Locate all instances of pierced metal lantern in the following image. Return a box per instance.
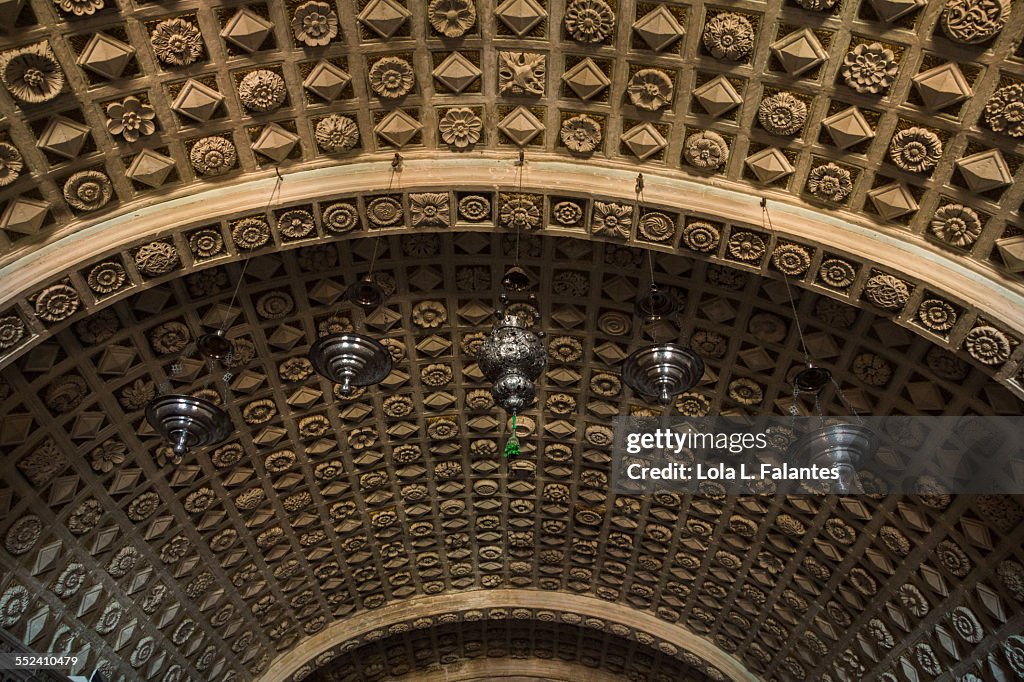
[477,313,547,413]
[196,330,233,361]
[789,423,878,494]
[623,343,705,406]
[309,333,392,396]
[146,394,233,457]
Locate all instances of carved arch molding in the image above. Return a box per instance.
[0,159,1022,393]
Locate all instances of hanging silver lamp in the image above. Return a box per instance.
[196,329,234,361]
[789,423,878,494]
[146,394,233,457]
[345,275,386,310]
[477,312,547,413]
[635,283,678,321]
[309,333,392,396]
[623,343,704,406]
[793,364,832,394]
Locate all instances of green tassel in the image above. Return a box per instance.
[504,413,520,458]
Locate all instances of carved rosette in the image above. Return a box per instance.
[238,70,286,113]
[63,170,114,211]
[190,136,237,176]
[315,114,359,153]
[0,42,65,104]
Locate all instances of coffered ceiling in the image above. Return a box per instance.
[0,1,1023,681]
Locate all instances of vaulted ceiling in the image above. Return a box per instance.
[0,0,1023,681]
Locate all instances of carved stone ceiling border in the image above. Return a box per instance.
[0,232,1022,682]
[0,172,1022,399]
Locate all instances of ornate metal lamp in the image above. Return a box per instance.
[789,423,878,494]
[196,329,234,361]
[309,333,392,396]
[623,343,705,406]
[623,282,705,406]
[146,394,233,459]
[345,275,386,310]
[477,268,548,457]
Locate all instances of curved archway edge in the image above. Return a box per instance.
[257,589,758,682]
[1,155,1021,389]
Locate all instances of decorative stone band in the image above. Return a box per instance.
[257,589,758,682]
[0,156,1021,392]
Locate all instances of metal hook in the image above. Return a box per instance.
[635,173,644,195]
[515,149,525,166]
[391,153,403,170]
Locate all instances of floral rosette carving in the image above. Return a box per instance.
[232,217,270,249]
[684,131,729,170]
[63,170,113,211]
[552,201,584,226]
[0,42,65,104]
[292,1,339,47]
[564,0,614,43]
[771,244,811,275]
[315,114,359,153]
[682,221,720,253]
[0,142,24,186]
[917,299,957,331]
[150,18,204,67]
[55,0,104,16]
[703,13,754,61]
[818,258,855,288]
[807,162,853,202]
[238,70,286,113]
[439,108,482,149]
[758,92,807,136]
[87,261,126,294]
[428,0,477,37]
[105,96,157,142]
[368,57,415,99]
[840,43,898,94]
[190,136,237,176]
[592,201,633,239]
[627,69,673,111]
[35,284,81,322]
[864,273,910,310]
[277,209,315,240]
[322,202,359,233]
[188,229,224,258]
[366,197,403,226]
[984,84,1024,137]
[134,241,179,276]
[638,212,674,242]
[410,193,450,227]
[458,195,491,221]
[889,127,942,173]
[727,231,766,262]
[964,325,1011,364]
[499,194,541,231]
[560,114,602,153]
[5,516,42,555]
[0,315,26,350]
[930,204,981,247]
[941,0,1010,43]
